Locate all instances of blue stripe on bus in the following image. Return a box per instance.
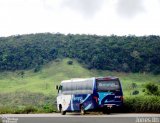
[71,95,74,111]
[81,94,90,103]
[98,92,112,105]
[85,103,92,110]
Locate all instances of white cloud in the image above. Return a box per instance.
[116,0,145,18]
[0,0,160,36]
[61,0,105,18]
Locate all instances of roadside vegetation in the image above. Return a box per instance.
[0,92,56,114]
[123,96,160,113]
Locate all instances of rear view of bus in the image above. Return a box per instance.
[56,76,123,115]
[95,77,123,113]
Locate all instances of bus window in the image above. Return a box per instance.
[61,80,93,94]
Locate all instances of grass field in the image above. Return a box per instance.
[0,58,159,96]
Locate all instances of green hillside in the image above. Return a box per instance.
[0,34,160,74]
[0,58,159,96]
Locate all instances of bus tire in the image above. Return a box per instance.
[102,108,110,114]
[61,111,66,115]
[59,105,66,115]
[80,105,85,115]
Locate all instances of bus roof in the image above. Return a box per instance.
[61,78,94,83]
[61,76,119,83]
[96,76,118,80]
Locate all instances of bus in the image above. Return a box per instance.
[56,76,123,115]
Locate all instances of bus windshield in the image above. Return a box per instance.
[96,80,120,91]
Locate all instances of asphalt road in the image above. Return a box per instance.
[1,113,160,123]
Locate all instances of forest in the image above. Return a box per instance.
[0,33,159,74]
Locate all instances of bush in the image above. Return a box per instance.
[42,104,56,113]
[132,90,139,95]
[142,89,145,92]
[130,83,137,89]
[22,106,37,114]
[0,107,14,114]
[145,83,159,95]
[67,60,73,65]
[34,65,41,72]
[123,96,160,113]
[0,106,37,114]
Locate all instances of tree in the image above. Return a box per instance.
[145,83,159,95]
[0,33,159,74]
[67,60,73,65]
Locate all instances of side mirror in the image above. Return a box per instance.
[59,85,62,90]
[56,85,59,90]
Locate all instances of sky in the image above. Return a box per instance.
[0,0,160,37]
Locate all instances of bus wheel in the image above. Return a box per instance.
[80,105,85,115]
[60,105,66,115]
[61,110,66,115]
[102,108,110,114]
[59,105,62,113]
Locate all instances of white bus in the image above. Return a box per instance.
[56,77,123,115]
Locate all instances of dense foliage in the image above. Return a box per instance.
[123,96,160,113]
[145,83,160,96]
[0,33,160,74]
